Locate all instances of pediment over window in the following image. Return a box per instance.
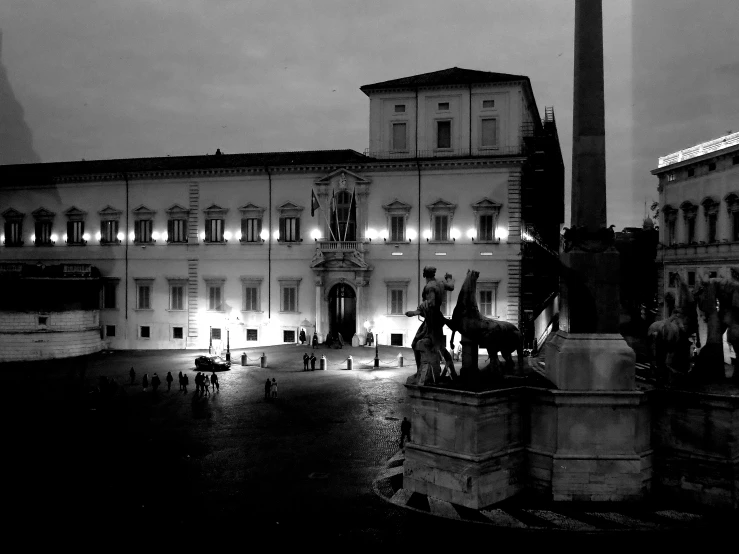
[165,204,190,217]
[663,204,678,221]
[203,204,228,217]
[382,199,412,215]
[1,208,24,221]
[725,192,739,211]
[238,203,266,218]
[426,199,457,214]
[276,202,304,217]
[32,207,56,220]
[132,205,156,219]
[471,198,502,215]
[315,168,371,189]
[64,206,87,221]
[701,196,719,215]
[98,205,122,219]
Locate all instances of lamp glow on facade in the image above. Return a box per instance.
[31,234,36,242]
[151,231,160,240]
[236,231,242,240]
[223,230,232,241]
[273,230,280,240]
[406,228,417,241]
[380,229,389,240]
[82,233,90,242]
[366,228,377,240]
[50,234,58,242]
[495,227,509,241]
[450,228,460,240]
[129,232,135,241]
[117,232,124,241]
[467,228,476,239]
[161,231,168,242]
[199,231,205,241]
[422,229,432,240]
[63,233,68,241]
[259,229,269,241]
[95,232,101,241]
[310,228,321,240]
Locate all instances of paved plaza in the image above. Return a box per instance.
[6,344,733,547]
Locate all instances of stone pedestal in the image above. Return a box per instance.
[403,384,526,509]
[650,387,739,509]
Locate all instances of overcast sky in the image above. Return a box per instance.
[1,0,737,230]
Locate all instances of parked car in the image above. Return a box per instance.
[195,355,231,371]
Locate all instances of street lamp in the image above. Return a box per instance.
[209,326,212,354]
[226,327,230,362]
[374,317,384,367]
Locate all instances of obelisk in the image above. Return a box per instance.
[545,0,635,390]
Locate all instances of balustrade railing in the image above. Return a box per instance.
[318,240,363,252]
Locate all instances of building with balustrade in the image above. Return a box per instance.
[653,130,739,354]
[0,67,563,359]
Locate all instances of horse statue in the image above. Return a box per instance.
[646,272,698,386]
[444,269,524,376]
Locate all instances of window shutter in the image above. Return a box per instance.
[67,221,74,240]
[279,218,286,242]
[168,219,174,239]
[295,217,300,241]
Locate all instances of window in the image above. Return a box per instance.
[438,102,449,111]
[479,290,494,317]
[34,221,53,246]
[211,328,221,340]
[702,197,719,243]
[734,212,739,241]
[140,326,151,339]
[433,215,449,241]
[387,215,404,242]
[479,214,494,241]
[668,272,678,287]
[664,206,678,245]
[246,329,258,341]
[392,122,407,151]
[134,219,152,243]
[391,333,404,346]
[382,199,411,243]
[477,281,499,317]
[207,284,223,311]
[279,217,300,242]
[667,219,676,245]
[105,325,116,337]
[282,287,297,312]
[170,284,185,311]
[482,100,495,109]
[708,213,718,243]
[733,155,739,165]
[480,118,498,148]
[101,220,119,244]
[3,221,23,246]
[709,271,718,279]
[436,120,451,149]
[244,286,259,311]
[205,218,224,242]
[687,218,696,243]
[137,283,152,310]
[667,173,676,182]
[394,104,406,113]
[283,330,296,343]
[687,271,696,286]
[385,279,410,315]
[102,281,117,309]
[708,162,716,171]
[687,168,695,177]
[241,218,262,242]
[390,289,404,314]
[172,327,184,340]
[67,221,85,244]
[168,219,187,243]
[330,189,356,242]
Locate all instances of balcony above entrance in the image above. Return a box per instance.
[311,240,370,270]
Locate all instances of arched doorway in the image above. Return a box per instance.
[328,283,356,340]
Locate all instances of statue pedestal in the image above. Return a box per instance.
[403,384,526,509]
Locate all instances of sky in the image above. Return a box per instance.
[0,0,737,230]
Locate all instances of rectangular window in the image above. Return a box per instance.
[709,271,718,279]
[205,219,224,242]
[103,281,117,309]
[479,290,494,317]
[100,220,119,243]
[392,123,407,151]
[211,328,221,340]
[667,173,676,182]
[137,284,151,310]
[135,219,152,243]
[105,325,116,337]
[733,212,739,241]
[708,162,716,171]
[170,285,185,310]
[241,218,262,242]
[391,333,403,346]
[687,218,695,243]
[208,285,223,311]
[708,214,717,243]
[243,286,259,311]
[246,329,258,341]
[478,214,494,241]
[279,217,300,242]
[172,326,184,339]
[390,216,405,242]
[438,102,449,111]
[482,100,495,109]
[4,221,23,246]
[34,221,52,245]
[668,272,678,287]
[733,155,739,165]
[481,118,498,147]
[38,316,48,326]
[282,287,297,312]
[140,326,150,339]
[433,215,449,241]
[667,219,676,245]
[437,121,451,149]
[283,330,296,343]
[168,219,187,243]
[390,289,404,314]
[687,271,696,286]
[67,221,84,244]
[687,168,695,177]
[394,104,406,113]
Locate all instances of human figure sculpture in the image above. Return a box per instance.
[404,267,456,385]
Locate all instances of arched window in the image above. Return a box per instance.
[331,190,356,242]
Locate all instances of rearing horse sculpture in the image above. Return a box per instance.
[444,269,524,375]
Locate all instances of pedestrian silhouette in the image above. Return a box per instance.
[299,328,306,345]
[400,417,411,448]
[142,374,149,390]
[151,373,161,394]
[211,372,219,392]
[312,332,318,349]
[182,374,189,394]
[303,353,309,371]
[129,367,136,385]
[203,375,210,396]
[310,353,317,371]
[178,371,184,391]
[264,378,271,400]
[270,378,278,399]
[166,371,173,391]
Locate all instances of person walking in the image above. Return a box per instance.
[203,375,210,396]
[182,373,189,394]
[299,328,306,345]
[142,373,149,391]
[196,373,203,396]
[151,373,161,395]
[165,371,173,391]
[178,371,184,392]
[303,353,309,371]
[211,372,219,392]
[312,332,318,349]
[129,367,136,385]
[400,417,411,448]
[270,378,278,399]
[310,353,317,371]
[264,378,271,400]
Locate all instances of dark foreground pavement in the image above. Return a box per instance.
[5,345,732,548]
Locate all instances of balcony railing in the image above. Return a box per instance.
[318,240,363,252]
[364,145,525,159]
[658,131,739,168]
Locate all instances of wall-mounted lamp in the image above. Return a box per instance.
[273,230,280,241]
[467,228,476,242]
[450,228,460,242]
[223,231,232,242]
[260,229,269,243]
[151,231,160,242]
[161,231,169,242]
[117,232,124,242]
[407,229,417,243]
[423,229,432,242]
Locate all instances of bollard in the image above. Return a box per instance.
[398,353,404,367]
[347,356,353,370]
[241,352,247,366]
[260,352,267,368]
[320,355,327,371]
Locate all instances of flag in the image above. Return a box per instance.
[311,189,321,217]
[343,188,356,242]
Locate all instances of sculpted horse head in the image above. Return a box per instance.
[451,270,480,326]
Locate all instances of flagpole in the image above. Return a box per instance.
[343,189,355,242]
[312,189,337,241]
[333,190,341,243]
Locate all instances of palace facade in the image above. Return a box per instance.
[0,68,563,359]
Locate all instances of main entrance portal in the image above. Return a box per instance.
[328,283,356,341]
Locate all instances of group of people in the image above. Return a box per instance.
[299,328,320,349]
[127,366,218,396]
[188,371,219,396]
[264,378,278,399]
[302,352,318,371]
[129,368,168,395]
